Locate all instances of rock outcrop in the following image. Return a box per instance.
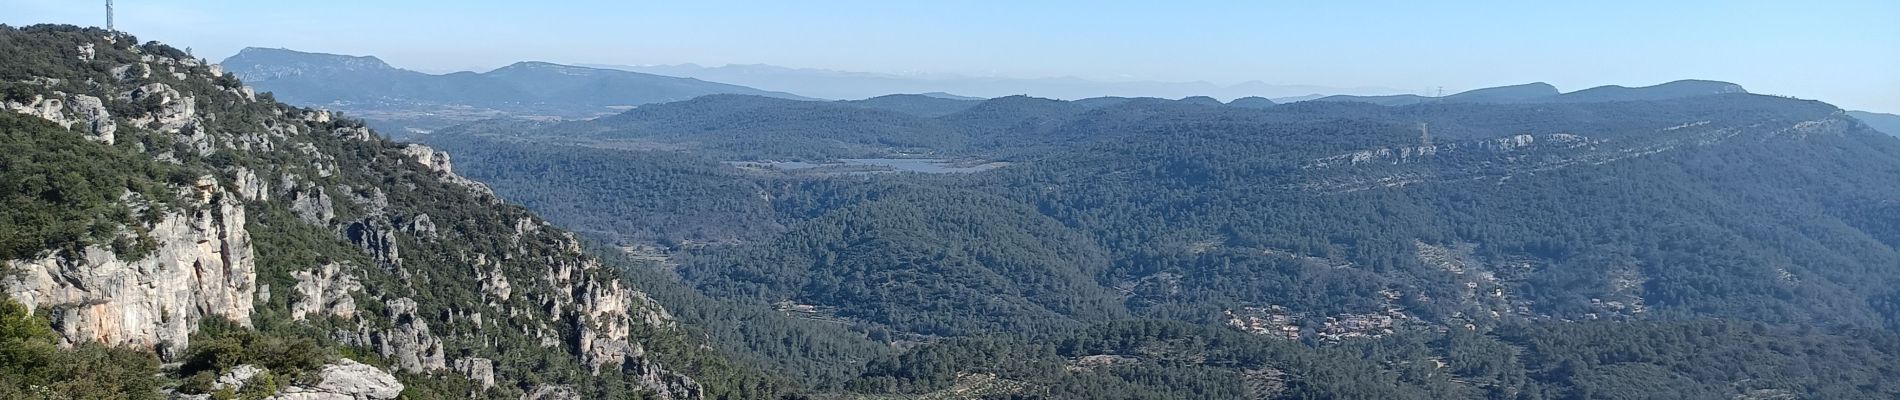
[400,144,493,196]
[266,359,403,400]
[1,92,117,144]
[4,179,255,353]
[373,298,446,373]
[291,263,362,321]
[452,357,496,389]
[344,219,401,270]
[119,82,197,135]
[285,178,336,225]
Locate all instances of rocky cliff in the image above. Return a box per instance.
[5,176,254,355]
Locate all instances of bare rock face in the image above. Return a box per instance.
[285,181,336,225]
[4,179,255,353]
[303,109,332,124]
[620,354,702,400]
[345,219,401,270]
[2,93,65,124]
[452,357,496,389]
[291,263,362,321]
[111,63,152,81]
[120,82,197,133]
[399,144,495,197]
[267,359,403,400]
[481,264,511,302]
[556,263,701,399]
[404,213,437,238]
[374,298,446,373]
[231,167,270,201]
[2,92,117,144]
[399,144,455,175]
[66,94,116,144]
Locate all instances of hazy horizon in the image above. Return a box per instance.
[4,0,1895,110]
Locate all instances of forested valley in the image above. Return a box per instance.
[418,79,1900,398]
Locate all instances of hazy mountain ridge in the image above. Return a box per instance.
[430,92,1307,160]
[1314,79,1751,105]
[586,62,1410,101]
[425,77,1793,162]
[219,47,809,136]
[1849,110,1900,137]
[838,94,983,117]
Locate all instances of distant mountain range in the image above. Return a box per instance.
[1849,111,1900,137]
[582,62,1408,101]
[423,77,1802,161]
[417,71,1900,398]
[1311,80,1750,106]
[220,48,808,135]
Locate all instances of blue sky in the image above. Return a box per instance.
[5,0,1897,111]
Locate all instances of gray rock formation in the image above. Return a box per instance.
[111,62,152,81]
[452,357,496,389]
[119,82,196,134]
[1,92,117,144]
[345,219,401,270]
[374,298,446,373]
[267,359,403,400]
[285,179,336,225]
[481,263,511,302]
[4,178,255,352]
[405,213,437,238]
[231,167,270,201]
[400,144,494,197]
[291,263,362,321]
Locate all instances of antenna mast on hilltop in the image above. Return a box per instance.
[106,0,115,31]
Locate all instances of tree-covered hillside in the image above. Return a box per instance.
[421,72,1900,398]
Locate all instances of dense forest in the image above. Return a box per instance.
[415,76,1900,397]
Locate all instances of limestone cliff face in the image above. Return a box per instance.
[290,263,360,321]
[4,178,255,353]
[266,359,405,400]
[2,91,117,144]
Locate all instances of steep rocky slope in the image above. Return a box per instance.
[0,25,736,399]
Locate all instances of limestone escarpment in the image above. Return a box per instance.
[290,262,360,321]
[4,177,254,353]
[1,91,116,144]
[266,359,405,400]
